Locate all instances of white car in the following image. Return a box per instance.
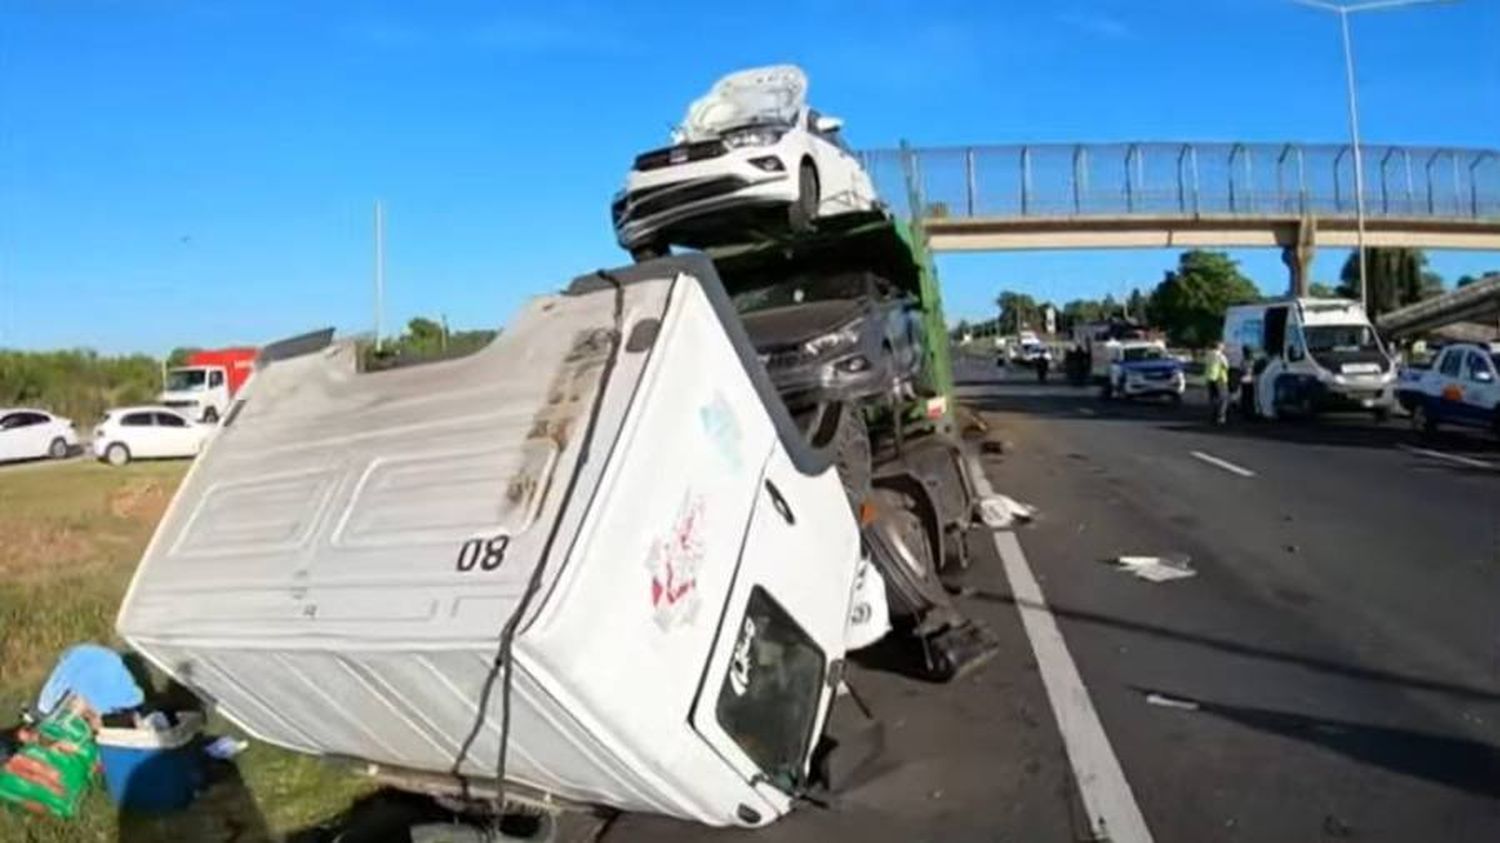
[0,408,77,463]
[613,65,881,258]
[92,406,209,466]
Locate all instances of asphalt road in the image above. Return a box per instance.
[956,358,1500,841]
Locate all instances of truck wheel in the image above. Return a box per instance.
[1410,403,1436,435]
[812,402,871,510]
[788,161,819,233]
[48,437,69,459]
[105,443,131,466]
[202,406,219,424]
[870,485,938,611]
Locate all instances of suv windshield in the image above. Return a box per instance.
[732,273,870,314]
[1304,324,1380,353]
[164,369,208,391]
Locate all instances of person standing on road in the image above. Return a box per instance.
[1205,341,1230,425]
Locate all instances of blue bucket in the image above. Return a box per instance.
[96,711,204,812]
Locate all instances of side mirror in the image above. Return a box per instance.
[814,114,844,134]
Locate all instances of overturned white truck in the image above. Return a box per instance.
[116,256,917,828]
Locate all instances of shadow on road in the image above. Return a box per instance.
[1131,687,1500,800]
[970,591,1500,705]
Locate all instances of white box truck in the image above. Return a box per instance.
[1223,297,1396,421]
[116,256,883,828]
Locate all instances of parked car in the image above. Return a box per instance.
[732,268,923,411]
[0,408,77,463]
[1396,342,1500,437]
[1102,340,1185,402]
[92,406,209,466]
[613,65,880,259]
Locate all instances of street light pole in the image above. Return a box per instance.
[1292,0,1458,310]
[1337,9,1370,310]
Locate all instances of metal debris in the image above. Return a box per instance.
[1145,692,1200,711]
[978,494,1037,528]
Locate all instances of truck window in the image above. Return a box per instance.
[165,369,208,391]
[209,370,225,388]
[1439,350,1462,377]
[714,586,825,791]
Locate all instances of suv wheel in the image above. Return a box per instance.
[812,402,871,511]
[788,161,819,233]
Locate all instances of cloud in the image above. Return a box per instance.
[1057,11,1134,40]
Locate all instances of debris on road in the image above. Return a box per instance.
[978,493,1037,528]
[1109,554,1196,583]
[1144,692,1201,711]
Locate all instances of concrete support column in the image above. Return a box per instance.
[1283,215,1317,297]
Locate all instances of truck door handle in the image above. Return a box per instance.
[764,479,796,526]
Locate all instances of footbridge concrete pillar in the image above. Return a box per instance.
[1282,215,1316,297]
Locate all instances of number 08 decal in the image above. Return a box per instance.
[456,535,510,572]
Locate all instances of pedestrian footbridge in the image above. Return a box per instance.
[860,142,1500,288]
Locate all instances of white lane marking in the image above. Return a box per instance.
[1077,407,1098,416]
[1398,444,1495,470]
[966,454,1155,843]
[1189,450,1256,478]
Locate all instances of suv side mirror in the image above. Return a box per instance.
[814,115,844,134]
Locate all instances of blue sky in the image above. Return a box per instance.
[2,0,1496,354]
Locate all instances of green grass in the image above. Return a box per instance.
[1,461,372,841]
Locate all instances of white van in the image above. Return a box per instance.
[1222,297,1396,420]
[117,256,872,828]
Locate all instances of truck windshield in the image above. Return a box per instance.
[164,369,208,391]
[1122,347,1166,362]
[1304,325,1380,354]
[731,272,868,313]
[714,587,824,791]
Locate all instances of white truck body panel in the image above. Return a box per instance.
[117,258,863,826]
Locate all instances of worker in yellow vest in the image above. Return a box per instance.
[1205,341,1230,425]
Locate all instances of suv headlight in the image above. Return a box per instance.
[803,324,861,356]
[723,127,786,149]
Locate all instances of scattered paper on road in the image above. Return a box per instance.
[978,494,1037,529]
[1111,554,1196,583]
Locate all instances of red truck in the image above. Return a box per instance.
[158,347,257,423]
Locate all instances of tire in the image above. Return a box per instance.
[1168,391,1183,406]
[105,442,131,466]
[48,437,69,459]
[202,406,220,424]
[814,403,872,511]
[629,242,666,263]
[869,484,942,617]
[1410,402,1436,435]
[1372,406,1390,424]
[788,160,818,233]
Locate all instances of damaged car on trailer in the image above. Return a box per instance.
[116,256,895,829]
[612,64,882,260]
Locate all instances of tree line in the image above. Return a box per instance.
[1,317,499,423]
[977,247,1493,349]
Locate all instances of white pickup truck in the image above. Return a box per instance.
[1396,343,1500,437]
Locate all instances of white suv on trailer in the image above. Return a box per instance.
[613,65,881,259]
